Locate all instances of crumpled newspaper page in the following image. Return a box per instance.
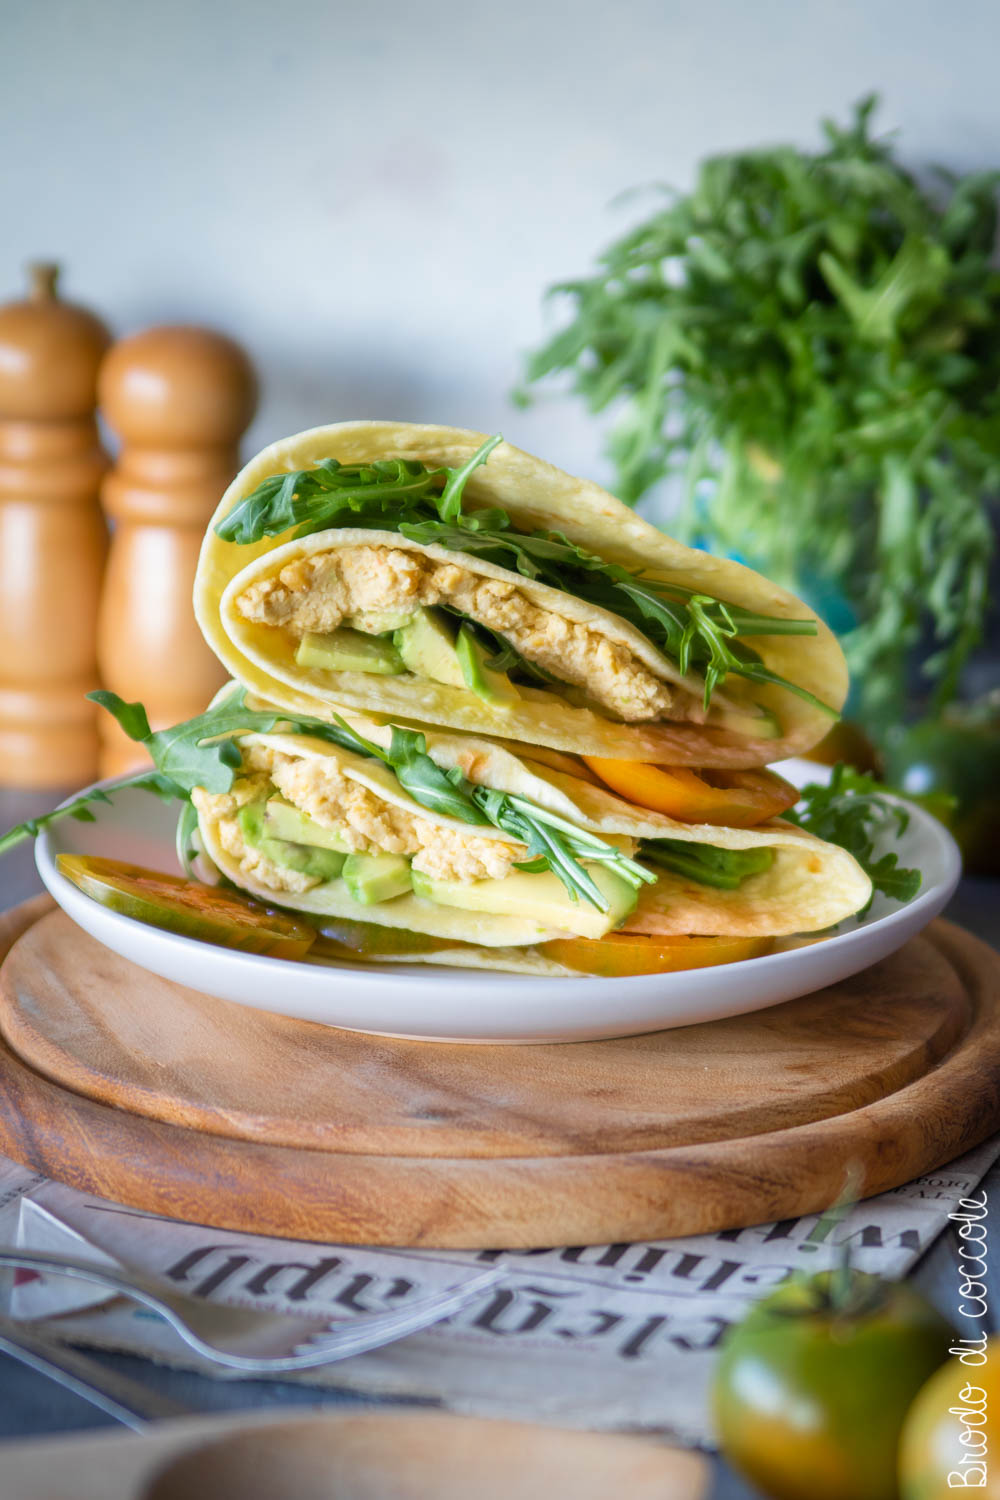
[0,1139,994,1447]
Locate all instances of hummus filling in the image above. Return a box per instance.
[235,544,683,724]
[192,742,527,896]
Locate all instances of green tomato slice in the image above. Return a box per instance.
[57,854,317,959]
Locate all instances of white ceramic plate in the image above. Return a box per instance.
[35,764,961,1044]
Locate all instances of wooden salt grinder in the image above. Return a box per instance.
[0,263,110,787]
[97,327,258,776]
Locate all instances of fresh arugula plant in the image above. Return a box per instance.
[0,687,653,915]
[216,435,832,717]
[784,764,921,908]
[520,96,1000,725]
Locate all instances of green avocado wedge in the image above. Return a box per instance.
[393,608,466,687]
[455,624,520,709]
[263,798,351,853]
[342,851,413,905]
[411,865,637,940]
[239,803,346,881]
[295,627,404,676]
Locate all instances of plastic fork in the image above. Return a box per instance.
[0,1247,505,1372]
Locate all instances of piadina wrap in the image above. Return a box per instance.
[194,422,847,768]
[190,699,872,976]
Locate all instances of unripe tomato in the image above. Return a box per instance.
[713,1270,954,1500]
[883,707,1000,876]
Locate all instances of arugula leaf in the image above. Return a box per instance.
[435,434,504,522]
[175,799,201,879]
[0,686,286,856]
[471,789,655,910]
[615,579,833,714]
[385,728,488,824]
[214,458,436,545]
[640,840,774,889]
[0,786,116,858]
[90,688,285,796]
[783,763,922,909]
[325,719,485,825]
[215,437,503,545]
[98,696,151,742]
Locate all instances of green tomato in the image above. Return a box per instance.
[713,1270,955,1500]
[883,714,1000,875]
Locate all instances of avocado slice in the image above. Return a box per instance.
[455,625,520,710]
[264,798,350,853]
[295,628,404,676]
[393,609,466,688]
[346,609,416,634]
[238,803,346,882]
[342,852,413,905]
[410,866,637,940]
[711,703,783,740]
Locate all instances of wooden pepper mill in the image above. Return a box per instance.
[0,263,111,787]
[97,326,258,776]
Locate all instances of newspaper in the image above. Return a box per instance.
[0,1140,996,1447]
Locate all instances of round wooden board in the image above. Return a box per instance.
[0,899,998,1247]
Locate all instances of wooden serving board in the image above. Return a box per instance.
[0,897,998,1247]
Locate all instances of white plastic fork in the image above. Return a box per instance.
[0,1247,505,1372]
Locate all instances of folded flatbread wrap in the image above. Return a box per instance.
[195,423,846,768]
[190,705,871,975]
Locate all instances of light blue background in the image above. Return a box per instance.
[3,0,996,489]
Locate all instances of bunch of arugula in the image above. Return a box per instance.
[216,436,833,717]
[519,96,1000,726]
[0,687,654,914]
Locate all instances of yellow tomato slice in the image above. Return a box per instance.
[583,758,799,827]
[539,932,775,977]
[57,855,317,959]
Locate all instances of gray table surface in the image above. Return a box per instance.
[0,785,997,1497]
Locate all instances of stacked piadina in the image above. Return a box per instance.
[184,422,872,976]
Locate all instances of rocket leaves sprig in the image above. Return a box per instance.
[214,436,504,546]
[0,687,290,858]
[783,763,922,908]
